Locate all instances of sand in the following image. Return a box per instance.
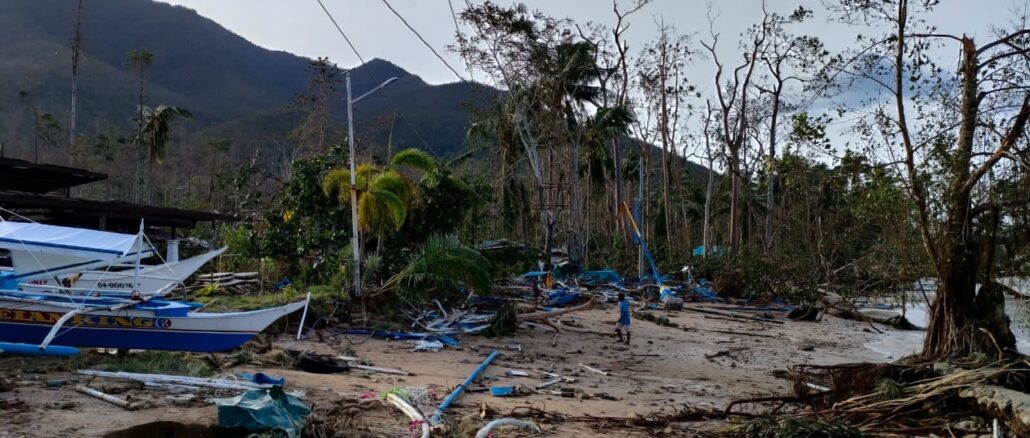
[0,302,896,437]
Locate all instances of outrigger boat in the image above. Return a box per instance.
[18,246,227,296]
[0,220,308,352]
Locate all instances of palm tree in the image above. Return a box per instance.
[377,234,492,299]
[321,147,439,246]
[127,49,153,203]
[137,105,192,202]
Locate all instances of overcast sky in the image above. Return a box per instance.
[158,0,1025,86]
[156,0,1025,159]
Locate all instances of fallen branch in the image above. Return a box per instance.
[517,298,597,322]
[75,385,135,410]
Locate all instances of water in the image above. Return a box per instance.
[863,278,1030,360]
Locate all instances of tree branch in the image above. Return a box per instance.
[961,93,1030,194]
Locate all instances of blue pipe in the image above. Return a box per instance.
[429,350,499,425]
[0,342,80,357]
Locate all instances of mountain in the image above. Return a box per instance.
[0,0,494,161]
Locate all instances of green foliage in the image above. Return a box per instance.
[380,234,492,300]
[723,416,866,438]
[261,145,351,283]
[874,378,904,401]
[218,223,258,272]
[137,105,193,164]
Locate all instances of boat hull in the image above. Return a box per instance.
[0,299,307,352]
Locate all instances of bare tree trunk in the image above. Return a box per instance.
[765,90,781,250]
[69,0,83,166]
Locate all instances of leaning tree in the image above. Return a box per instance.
[833,0,1029,359]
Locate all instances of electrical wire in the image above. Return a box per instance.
[313,0,433,151]
[381,0,466,82]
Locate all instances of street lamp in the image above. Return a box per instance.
[346,71,398,304]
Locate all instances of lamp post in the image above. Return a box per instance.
[346,71,398,302]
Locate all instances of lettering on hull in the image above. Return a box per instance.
[0,309,171,329]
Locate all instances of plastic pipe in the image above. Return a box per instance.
[429,350,499,425]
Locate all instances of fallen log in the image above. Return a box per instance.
[517,298,597,322]
[682,307,783,324]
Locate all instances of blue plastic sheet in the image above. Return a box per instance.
[239,372,286,386]
[212,388,310,438]
[690,286,719,301]
[547,289,580,307]
[579,269,623,285]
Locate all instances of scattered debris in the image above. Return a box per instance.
[429,351,499,425]
[475,418,541,438]
[578,363,610,376]
[78,370,272,391]
[75,385,142,410]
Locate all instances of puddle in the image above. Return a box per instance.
[864,281,1030,360]
[103,421,253,438]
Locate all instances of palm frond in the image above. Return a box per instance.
[379,234,492,300]
[389,148,438,174]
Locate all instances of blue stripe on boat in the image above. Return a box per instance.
[0,322,257,352]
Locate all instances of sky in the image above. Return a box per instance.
[157,0,1026,159]
[157,0,1025,86]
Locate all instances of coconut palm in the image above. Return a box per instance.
[138,105,193,165]
[136,104,192,202]
[377,233,492,299]
[321,147,440,241]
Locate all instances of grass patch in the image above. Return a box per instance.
[0,351,214,377]
[194,285,344,313]
[723,416,866,438]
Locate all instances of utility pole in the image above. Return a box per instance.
[346,72,360,304]
[345,71,397,318]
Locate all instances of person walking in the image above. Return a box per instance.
[615,292,631,345]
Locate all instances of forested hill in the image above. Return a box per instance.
[0,0,495,159]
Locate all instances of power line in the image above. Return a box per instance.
[313,0,431,151]
[314,0,366,67]
[381,0,466,82]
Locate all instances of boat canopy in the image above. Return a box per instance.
[0,222,152,260]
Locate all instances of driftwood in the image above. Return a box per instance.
[76,385,138,410]
[682,306,783,324]
[517,298,597,322]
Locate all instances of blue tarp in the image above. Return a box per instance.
[547,289,580,307]
[690,286,719,301]
[579,269,624,285]
[212,388,310,438]
[239,372,286,386]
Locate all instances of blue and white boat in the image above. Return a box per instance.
[0,220,308,352]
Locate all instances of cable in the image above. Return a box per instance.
[314,0,433,151]
[381,0,466,82]
[314,0,366,66]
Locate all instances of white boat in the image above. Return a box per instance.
[0,221,155,291]
[18,246,227,295]
[0,220,308,352]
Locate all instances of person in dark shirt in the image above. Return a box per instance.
[615,292,631,345]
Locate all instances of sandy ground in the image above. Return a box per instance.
[0,302,893,437]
